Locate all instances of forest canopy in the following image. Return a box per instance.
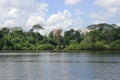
[0,23,120,50]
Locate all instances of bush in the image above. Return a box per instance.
[36,44,54,50]
[66,43,81,50]
[110,40,120,49]
[13,44,22,50]
[79,41,106,49]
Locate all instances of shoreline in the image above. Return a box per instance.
[0,49,120,52]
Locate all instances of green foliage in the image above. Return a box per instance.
[0,23,120,50]
[0,27,10,35]
[32,24,43,32]
[110,40,120,49]
[36,44,54,50]
[33,24,44,30]
[66,43,81,50]
[64,29,82,45]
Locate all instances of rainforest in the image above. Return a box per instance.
[0,23,120,50]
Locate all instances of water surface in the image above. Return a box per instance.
[0,50,120,80]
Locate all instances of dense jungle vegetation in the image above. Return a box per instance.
[0,23,120,50]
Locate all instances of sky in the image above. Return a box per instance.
[0,0,120,34]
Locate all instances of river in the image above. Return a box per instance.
[0,50,120,80]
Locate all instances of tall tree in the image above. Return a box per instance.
[87,23,115,42]
[0,27,10,35]
[32,24,44,32]
[53,28,63,49]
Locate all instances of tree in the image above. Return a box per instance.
[74,30,82,43]
[53,28,63,49]
[64,29,75,45]
[48,31,57,46]
[10,27,23,31]
[87,23,115,43]
[32,24,44,32]
[0,27,10,35]
[112,27,120,40]
[64,29,82,45]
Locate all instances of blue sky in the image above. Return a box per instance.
[0,0,120,33]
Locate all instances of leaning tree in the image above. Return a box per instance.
[32,24,44,32]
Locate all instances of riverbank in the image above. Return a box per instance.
[0,49,120,53]
[0,23,120,50]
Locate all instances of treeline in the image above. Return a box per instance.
[0,23,120,50]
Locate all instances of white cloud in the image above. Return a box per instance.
[0,0,48,30]
[89,10,116,24]
[89,13,99,19]
[25,10,73,34]
[74,9,84,16]
[117,23,120,26]
[8,7,18,18]
[0,6,2,10]
[90,0,120,24]
[26,2,48,29]
[95,0,120,7]
[65,0,81,5]
[108,7,118,13]
[3,20,15,27]
[72,16,83,28]
[33,2,48,17]
[0,0,5,5]
[0,0,83,34]
[0,0,74,34]
[0,0,34,8]
[46,10,72,30]
[94,20,106,24]
[26,16,45,29]
[94,0,120,16]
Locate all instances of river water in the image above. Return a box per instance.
[0,50,120,80]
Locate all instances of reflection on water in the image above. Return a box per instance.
[0,50,120,80]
